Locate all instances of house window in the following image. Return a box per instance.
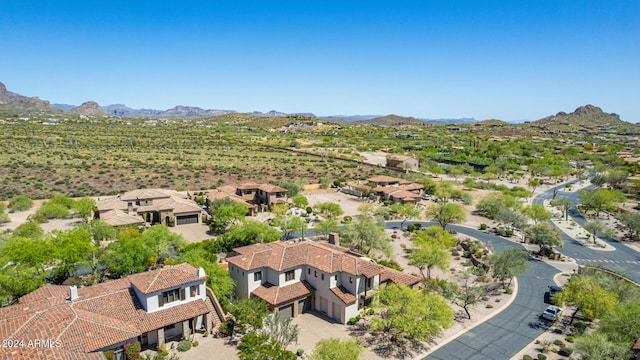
[334,275,338,281]
[254,271,262,281]
[285,270,295,281]
[314,270,317,278]
[349,277,353,284]
[321,274,325,281]
[307,268,311,275]
[190,285,200,297]
[367,278,373,288]
[160,288,184,306]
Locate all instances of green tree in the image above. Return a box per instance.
[271,204,290,217]
[556,276,618,324]
[208,198,248,234]
[619,211,640,241]
[0,264,46,304]
[8,194,33,211]
[522,204,551,224]
[424,202,466,229]
[77,220,116,246]
[215,220,282,253]
[279,181,301,197]
[388,203,421,230]
[12,221,44,239]
[309,338,364,360]
[0,202,10,224]
[315,202,344,219]
[73,197,96,222]
[341,215,393,258]
[229,298,270,334]
[291,194,308,208]
[445,269,486,320]
[261,313,299,351]
[583,220,616,244]
[370,284,454,342]
[550,197,572,221]
[495,208,528,234]
[596,300,640,348]
[574,332,630,360]
[475,194,507,219]
[237,333,296,360]
[1,236,53,274]
[49,229,95,281]
[489,248,528,288]
[274,215,305,240]
[408,227,456,280]
[178,247,235,308]
[314,218,339,239]
[524,222,563,253]
[32,203,71,222]
[140,225,187,267]
[528,177,544,194]
[418,177,438,195]
[579,188,625,216]
[100,235,155,278]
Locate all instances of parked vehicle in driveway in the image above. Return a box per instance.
[545,285,563,304]
[541,305,562,321]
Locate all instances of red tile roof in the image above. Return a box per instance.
[380,268,421,287]
[330,285,357,305]
[1,264,210,358]
[129,263,206,294]
[252,281,315,307]
[367,175,403,183]
[228,240,385,278]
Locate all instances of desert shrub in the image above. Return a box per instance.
[9,194,33,211]
[486,304,494,309]
[523,355,533,360]
[296,349,304,356]
[35,203,71,220]
[537,354,547,360]
[176,340,192,352]
[342,216,352,223]
[504,288,513,294]
[104,350,115,360]
[552,328,563,334]
[557,348,573,357]
[192,340,199,347]
[479,223,488,230]
[375,259,403,271]
[572,321,587,335]
[347,315,361,325]
[306,206,313,214]
[564,336,574,343]
[553,339,564,347]
[124,341,140,359]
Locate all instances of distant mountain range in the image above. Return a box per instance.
[0,81,630,128]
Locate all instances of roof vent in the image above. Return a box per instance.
[69,285,79,301]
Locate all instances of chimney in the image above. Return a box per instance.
[328,233,340,247]
[197,267,206,278]
[69,285,79,301]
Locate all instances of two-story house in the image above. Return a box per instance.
[207,182,288,213]
[96,189,205,227]
[0,264,225,359]
[226,236,420,324]
[342,175,424,204]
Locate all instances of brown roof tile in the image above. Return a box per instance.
[252,281,315,307]
[129,263,205,294]
[380,268,421,287]
[330,285,357,304]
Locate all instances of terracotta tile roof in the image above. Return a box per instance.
[96,196,128,212]
[252,281,315,307]
[237,182,260,190]
[99,209,145,227]
[216,185,238,194]
[399,183,424,191]
[227,240,385,278]
[119,189,177,202]
[3,347,106,360]
[130,263,205,294]
[206,191,255,209]
[380,268,421,287]
[330,285,357,304]
[2,264,210,358]
[257,184,287,193]
[389,190,421,200]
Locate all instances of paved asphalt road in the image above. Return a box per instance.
[533,179,640,283]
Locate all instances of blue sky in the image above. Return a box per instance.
[1,1,638,121]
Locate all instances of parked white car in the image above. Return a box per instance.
[541,305,562,321]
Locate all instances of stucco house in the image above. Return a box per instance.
[226,235,420,324]
[207,182,288,213]
[96,189,205,227]
[0,264,225,359]
[386,154,419,172]
[341,175,423,204]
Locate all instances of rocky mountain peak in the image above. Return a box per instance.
[70,101,106,115]
[0,82,6,92]
[573,104,603,116]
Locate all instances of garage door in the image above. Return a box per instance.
[278,304,293,318]
[332,302,342,323]
[176,214,199,225]
[319,297,328,314]
[298,298,311,314]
